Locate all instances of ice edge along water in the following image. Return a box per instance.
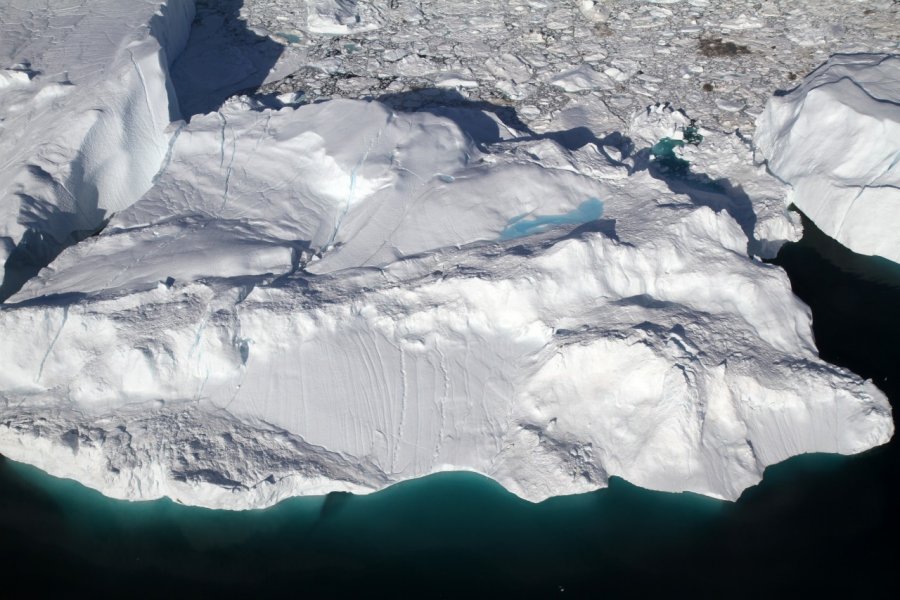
[755,53,900,266]
[0,1,893,510]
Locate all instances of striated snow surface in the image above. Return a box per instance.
[756,53,900,264]
[0,0,195,298]
[0,1,893,509]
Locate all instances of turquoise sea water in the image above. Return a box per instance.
[649,124,703,177]
[1,212,897,596]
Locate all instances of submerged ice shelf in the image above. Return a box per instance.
[0,0,894,510]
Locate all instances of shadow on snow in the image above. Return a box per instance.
[170,0,284,119]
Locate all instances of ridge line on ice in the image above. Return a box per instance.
[326,112,393,250]
[127,48,157,126]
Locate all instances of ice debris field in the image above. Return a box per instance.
[0,0,896,509]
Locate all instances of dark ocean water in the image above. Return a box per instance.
[1,212,897,598]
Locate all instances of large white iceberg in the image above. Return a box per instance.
[756,53,900,264]
[0,2,892,510]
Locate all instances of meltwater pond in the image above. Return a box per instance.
[1,211,897,597]
[500,198,604,240]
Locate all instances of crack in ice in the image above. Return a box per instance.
[35,306,68,383]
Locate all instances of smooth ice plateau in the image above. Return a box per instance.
[0,0,893,509]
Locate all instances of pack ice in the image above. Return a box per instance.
[756,53,900,264]
[0,1,892,509]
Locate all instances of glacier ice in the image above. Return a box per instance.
[756,53,900,265]
[0,0,195,299]
[0,1,893,510]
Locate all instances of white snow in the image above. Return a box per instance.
[0,0,195,292]
[756,54,900,264]
[551,65,615,93]
[0,1,894,510]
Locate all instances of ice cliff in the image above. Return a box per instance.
[0,2,892,509]
[0,0,195,298]
[756,53,900,264]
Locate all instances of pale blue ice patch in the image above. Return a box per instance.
[277,32,302,44]
[500,198,604,240]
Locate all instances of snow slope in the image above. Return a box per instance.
[0,0,194,296]
[0,2,893,510]
[756,54,900,264]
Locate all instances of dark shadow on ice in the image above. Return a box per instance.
[374,88,636,159]
[172,469,244,491]
[370,90,760,253]
[566,218,619,242]
[375,88,533,149]
[503,126,636,160]
[504,219,619,258]
[170,0,285,119]
[631,146,758,252]
[0,291,88,309]
[532,128,635,155]
[0,229,65,303]
[373,90,758,252]
[1,206,108,303]
[614,294,685,311]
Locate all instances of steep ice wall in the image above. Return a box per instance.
[756,53,900,264]
[0,0,195,294]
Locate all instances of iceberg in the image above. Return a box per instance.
[0,2,892,510]
[756,54,900,264]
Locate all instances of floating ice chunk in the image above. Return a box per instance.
[756,53,900,264]
[0,0,892,512]
[2,90,891,509]
[434,74,479,89]
[552,65,616,92]
[715,97,746,113]
[306,0,381,35]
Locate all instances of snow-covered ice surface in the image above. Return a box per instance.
[0,0,195,299]
[756,54,900,264]
[0,0,894,509]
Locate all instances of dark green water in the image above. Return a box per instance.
[1,211,897,597]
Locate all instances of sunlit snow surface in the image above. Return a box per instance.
[756,54,900,265]
[0,0,894,509]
